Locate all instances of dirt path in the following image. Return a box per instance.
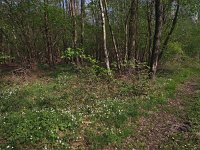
[121,78,200,150]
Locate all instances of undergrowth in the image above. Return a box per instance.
[0,60,199,149]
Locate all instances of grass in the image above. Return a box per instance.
[0,62,199,149]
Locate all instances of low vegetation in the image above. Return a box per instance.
[1,60,199,149]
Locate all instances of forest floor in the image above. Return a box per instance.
[0,62,200,150]
[119,75,200,150]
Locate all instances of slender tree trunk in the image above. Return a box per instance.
[0,0,3,57]
[147,0,154,65]
[70,0,79,64]
[65,0,69,15]
[124,9,130,62]
[0,30,3,57]
[103,0,121,73]
[70,0,77,49]
[62,0,66,17]
[127,0,137,62]
[134,0,139,62]
[81,0,85,46]
[91,0,100,61]
[44,0,53,66]
[99,0,111,75]
[159,0,180,61]
[149,0,163,80]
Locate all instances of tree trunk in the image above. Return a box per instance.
[0,29,3,57]
[70,0,79,64]
[159,0,180,61]
[124,7,131,63]
[127,0,137,62]
[70,0,77,49]
[149,0,163,80]
[147,0,154,65]
[44,0,53,66]
[0,0,3,56]
[103,0,121,73]
[99,0,111,75]
[81,0,85,46]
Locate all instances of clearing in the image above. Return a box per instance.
[0,64,200,150]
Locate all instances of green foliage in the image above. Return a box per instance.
[165,79,177,97]
[174,20,200,57]
[185,24,200,57]
[62,47,99,66]
[164,42,184,61]
[85,127,132,150]
[119,82,148,97]
[0,108,82,149]
[93,99,139,128]
[62,48,84,60]
[62,48,113,77]
[0,53,11,64]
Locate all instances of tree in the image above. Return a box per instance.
[81,0,85,46]
[44,0,53,65]
[159,0,180,60]
[103,0,121,73]
[0,0,196,77]
[99,0,111,75]
[149,0,163,80]
[127,0,138,62]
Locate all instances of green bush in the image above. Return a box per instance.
[164,42,184,61]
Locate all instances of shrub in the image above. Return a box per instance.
[164,42,184,62]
